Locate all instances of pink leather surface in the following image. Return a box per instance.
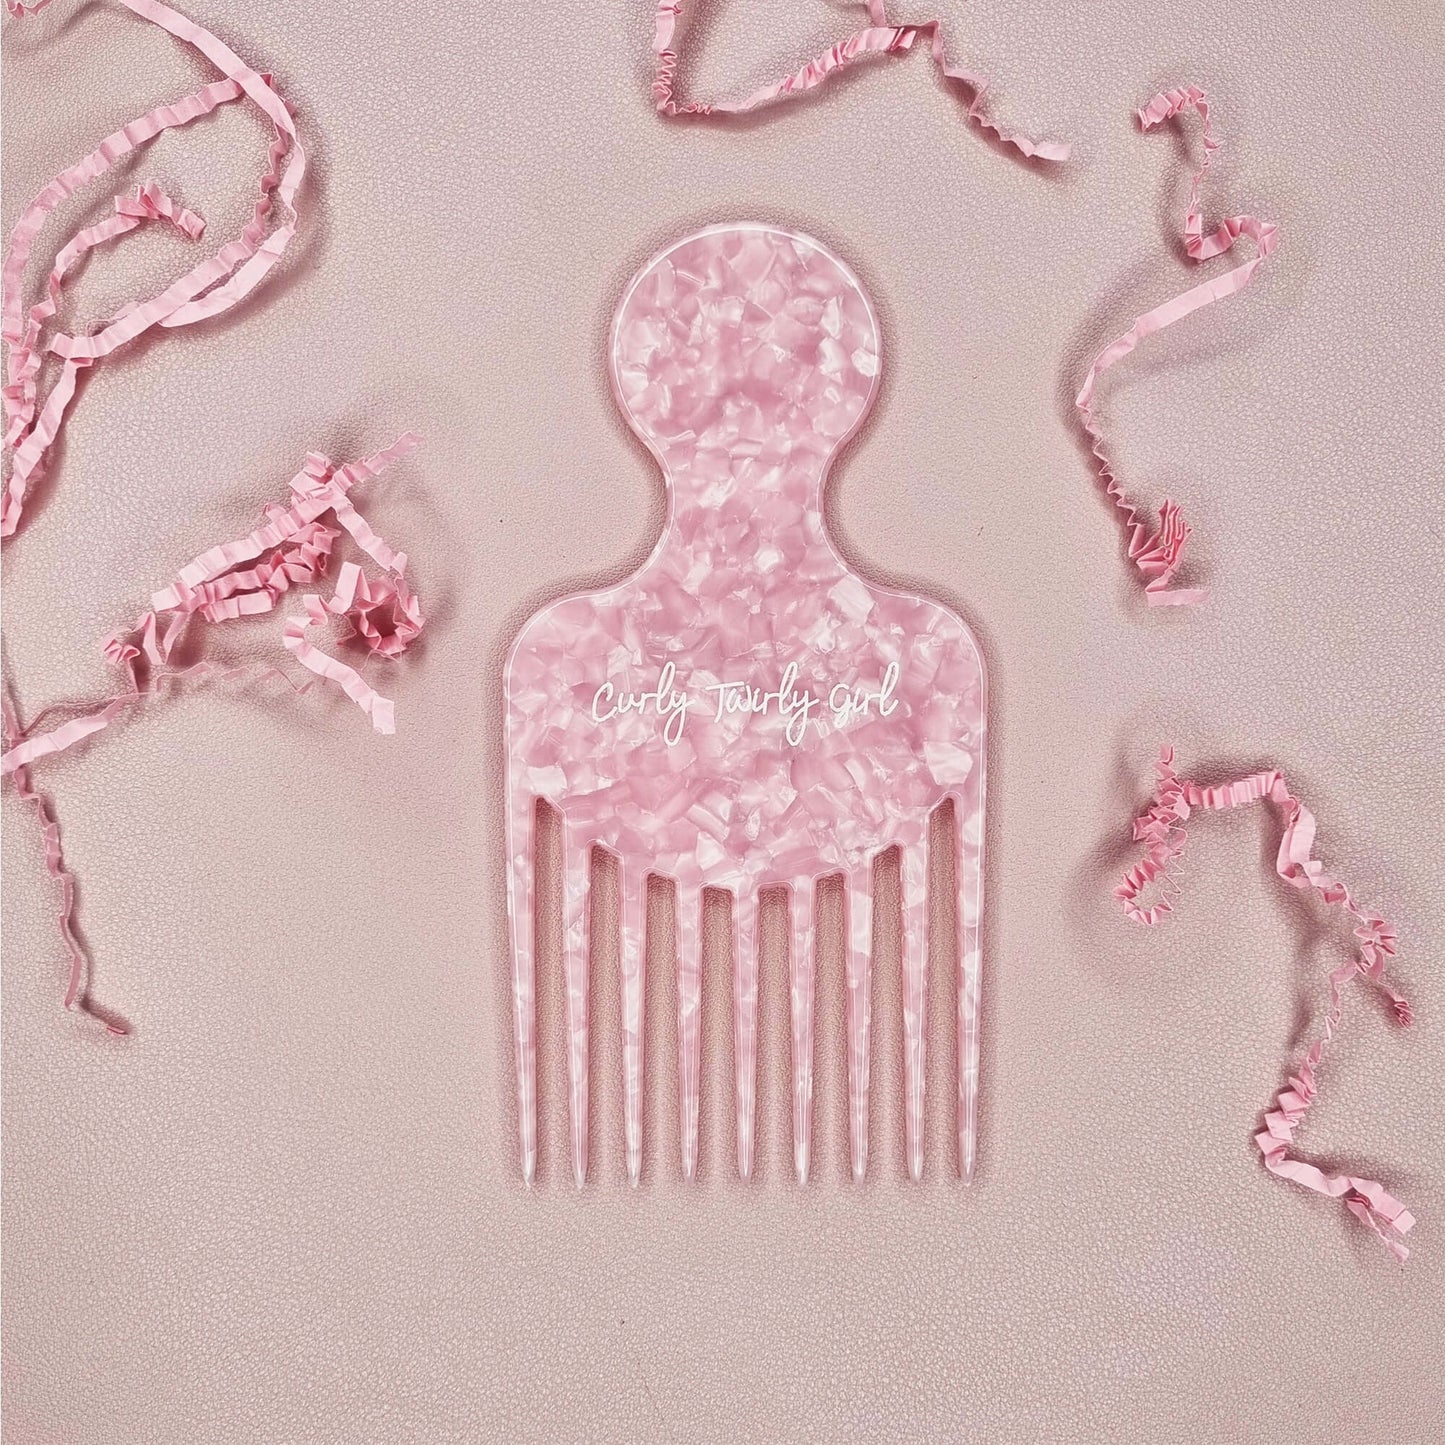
[3,2,1443,1440]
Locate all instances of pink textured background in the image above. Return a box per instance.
[3,2,1443,1440]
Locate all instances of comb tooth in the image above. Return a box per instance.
[955,799,984,1185]
[789,884,816,1185]
[676,893,702,1181]
[620,865,648,1187]
[846,868,874,1182]
[562,831,591,1187]
[506,791,537,1184]
[901,845,929,1182]
[733,891,760,1181]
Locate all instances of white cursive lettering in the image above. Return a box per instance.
[590,655,904,747]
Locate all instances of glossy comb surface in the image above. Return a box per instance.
[505,224,986,1186]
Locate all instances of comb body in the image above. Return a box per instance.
[505,225,986,1185]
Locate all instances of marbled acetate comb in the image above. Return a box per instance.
[505,224,986,1186]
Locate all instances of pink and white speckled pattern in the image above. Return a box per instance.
[505,224,986,1186]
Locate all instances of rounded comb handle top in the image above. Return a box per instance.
[609,224,881,478]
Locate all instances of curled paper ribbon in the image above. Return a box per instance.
[1,659,320,1032]
[2,0,306,537]
[2,661,319,778]
[5,430,425,766]
[281,561,423,735]
[2,2,427,1029]
[1,691,127,1034]
[652,0,1068,162]
[1117,746,1414,1261]
[1076,85,1279,605]
[1,435,424,1023]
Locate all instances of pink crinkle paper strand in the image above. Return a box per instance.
[1,0,304,1029]
[3,432,425,781]
[652,0,1069,161]
[2,2,427,1030]
[1117,746,1415,1261]
[1,691,128,1033]
[1076,85,1279,606]
[0,434,425,1027]
[2,656,318,1036]
[1,0,306,538]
